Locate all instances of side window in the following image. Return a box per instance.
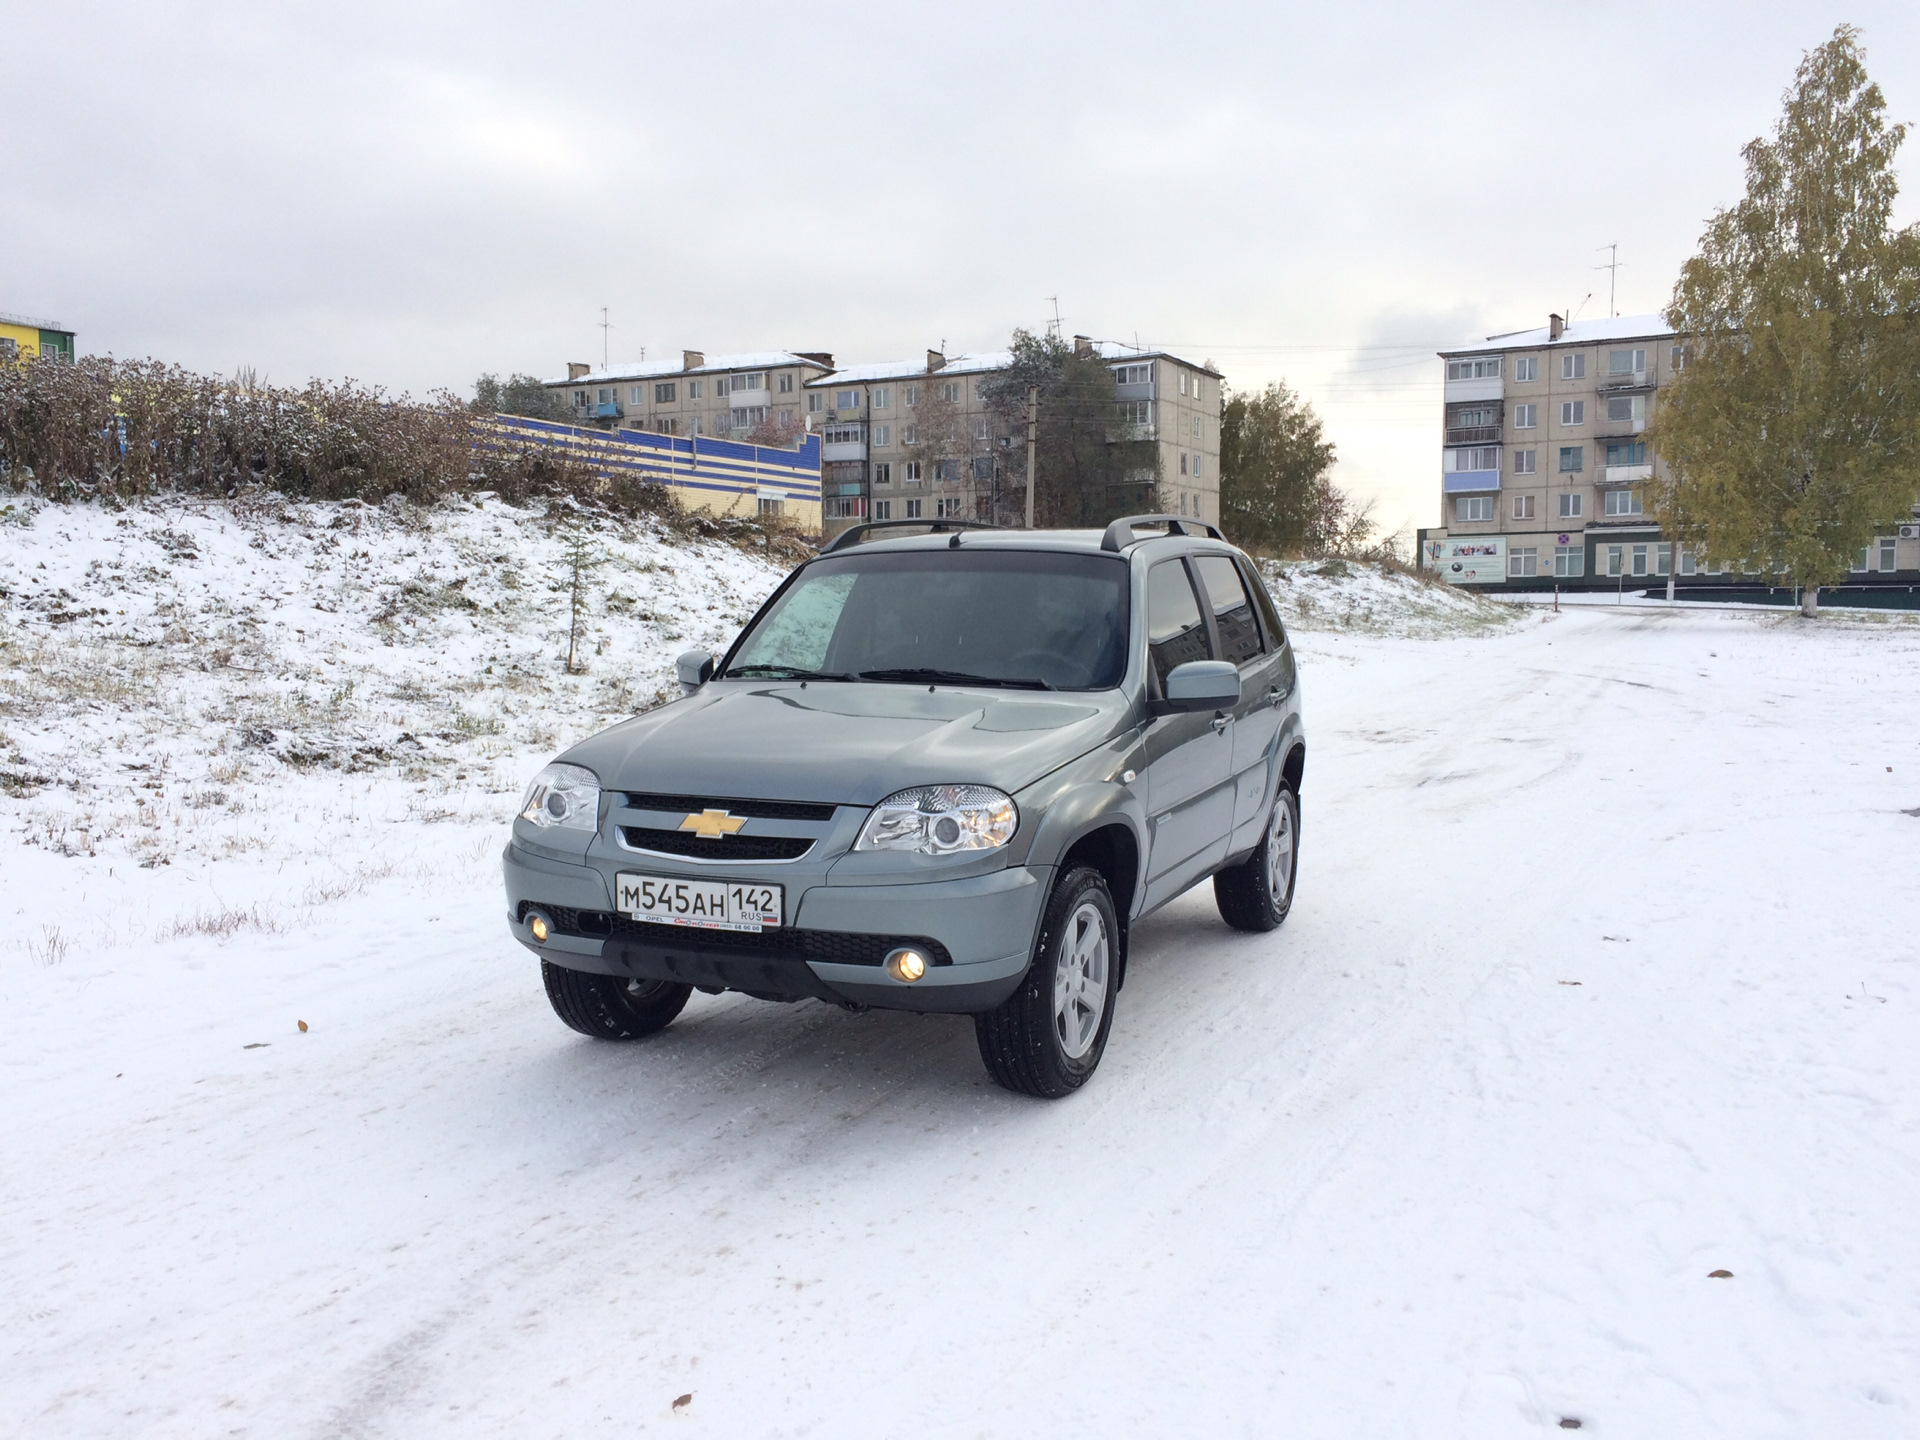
[1193,555,1262,666]
[1146,560,1212,690]
[1235,557,1287,652]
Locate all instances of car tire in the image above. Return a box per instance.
[542,961,693,1040]
[1213,782,1300,933]
[974,866,1119,1099]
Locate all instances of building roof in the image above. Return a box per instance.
[1442,313,1676,357]
[0,310,67,332]
[543,351,833,386]
[809,341,1220,388]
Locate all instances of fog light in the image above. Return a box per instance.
[884,948,928,983]
[529,914,550,943]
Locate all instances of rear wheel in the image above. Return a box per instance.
[542,962,692,1040]
[1213,782,1299,932]
[974,866,1118,1098]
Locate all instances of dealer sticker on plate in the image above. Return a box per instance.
[616,873,784,932]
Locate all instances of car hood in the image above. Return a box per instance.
[560,680,1132,805]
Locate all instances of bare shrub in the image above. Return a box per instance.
[156,902,285,942]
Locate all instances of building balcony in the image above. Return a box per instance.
[1597,371,1653,393]
[1441,469,1501,494]
[1594,418,1648,438]
[1445,424,1502,445]
[591,401,622,419]
[1115,381,1155,403]
[1602,464,1653,484]
[1443,376,1503,403]
[822,441,868,463]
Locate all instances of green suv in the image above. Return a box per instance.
[504,515,1304,1096]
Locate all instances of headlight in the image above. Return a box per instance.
[855,784,1018,854]
[518,763,600,831]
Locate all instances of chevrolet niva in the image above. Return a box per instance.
[503,514,1304,1097]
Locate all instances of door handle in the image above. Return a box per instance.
[1210,713,1230,735]
[1267,685,1283,707]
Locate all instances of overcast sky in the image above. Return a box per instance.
[6,1,1917,537]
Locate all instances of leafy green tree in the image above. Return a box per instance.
[1647,25,1920,615]
[980,330,1155,526]
[1218,381,1339,554]
[472,372,571,423]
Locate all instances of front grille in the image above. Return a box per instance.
[519,902,950,967]
[623,792,839,822]
[619,827,814,861]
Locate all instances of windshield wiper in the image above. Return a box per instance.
[855,668,1052,690]
[723,665,857,681]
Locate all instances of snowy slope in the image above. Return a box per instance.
[1262,556,1520,638]
[3,506,1919,1438]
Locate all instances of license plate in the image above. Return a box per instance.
[615,873,784,932]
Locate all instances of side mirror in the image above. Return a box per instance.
[675,649,715,695]
[1153,659,1240,715]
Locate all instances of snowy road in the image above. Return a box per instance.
[4,606,1918,1437]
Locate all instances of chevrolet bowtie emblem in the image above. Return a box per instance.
[679,808,748,840]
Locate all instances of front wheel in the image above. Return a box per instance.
[542,962,692,1039]
[974,866,1119,1098]
[1213,782,1299,932]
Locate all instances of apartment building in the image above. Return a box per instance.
[1424,312,1920,588]
[1,310,75,364]
[545,350,835,437]
[806,337,1222,539]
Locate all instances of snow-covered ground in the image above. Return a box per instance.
[3,501,1918,1437]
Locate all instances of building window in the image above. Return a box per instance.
[689,416,703,436]
[627,385,642,404]
[1447,446,1501,472]
[1560,400,1585,426]
[901,425,918,446]
[1605,441,1648,468]
[872,387,889,409]
[1560,353,1586,380]
[972,455,994,480]
[1514,356,1539,382]
[1446,357,1501,380]
[687,380,703,399]
[0,338,14,361]
[1179,371,1189,396]
[1630,544,1650,576]
[903,384,920,407]
[902,460,923,485]
[1192,455,1204,478]
[874,499,892,520]
[1608,348,1647,375]
[1559,446,1584,474]
[1559,492,1583,518]
[1180,453,1189,475]
[597,388,612,403]
[1456,495,1494,522]
[1113,363,1151,385]
[938,380,961,403]
[654,417,679,435]
[807,392,822,412]
[933,459,959,484]
[873,424,891,447]
[1514,403,1537,429]
[654,382,676,403]
[1512,494,1535,520]
[936,496,963,517]
[1509,547,1539,577]
[778,373,794,393]
[905,498,923,518]
[1603,488,1645,516]
[1191,415,1202,440]
[1514,449,1537,475]
[1655,542,1672,576]
[1672,345,1689,371]
[973,418,990,442]
[1606,395,1646,423]
[1880,536,1898,572]
[573,390,586,407]
[873,462,892,486]
[1554,545,1584,577]
[834,389,860,411]
[758,496,784,516]
[825,496,866,519]
[823,423,864,445]
[736,372,766,392]
[1118,400,1152,428]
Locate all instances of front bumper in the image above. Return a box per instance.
[502,841,1046,1014]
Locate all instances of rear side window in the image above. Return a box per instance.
[1146,560,1211,688]
[1237,557,1287,651]
[1193,555,1263,665]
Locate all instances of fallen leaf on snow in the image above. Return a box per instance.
[1708,1269,1734,1278]
[297,1019,309,1032]
[1558,980,1582,986]
[243,1042,270,1050]
[672,1393,693,1411]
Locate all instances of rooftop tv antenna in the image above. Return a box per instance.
[1568,292,1594,324]
[599,306,612,370]
[1045,296,1063,339]
[1594,244,1624,317]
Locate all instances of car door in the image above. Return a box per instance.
[1140,557,1236,907]
[1193,554,1286,850]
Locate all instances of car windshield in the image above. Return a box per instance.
[723,548,1131,691]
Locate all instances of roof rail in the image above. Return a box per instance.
[820,519,1007,554]
[1099,514,1225,552]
